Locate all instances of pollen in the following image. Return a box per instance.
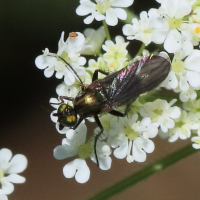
[194,27,200,34]
[109,63,114,68]
[67,115,76,122]
[69,32,78,38]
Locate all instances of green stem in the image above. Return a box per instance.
[103,20,111,40]
[135,43,146,57]
[88,144,197,200]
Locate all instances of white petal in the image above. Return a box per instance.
[142,138,155,153]
[164,29,181,53]
[114,8,127,20]
[0,149,12,166]
[35,55,56,69]
[168,106,181,119]
[0,194,8,200]
[84,15,94,24]
[64,71,75,85]
[99,156,112,170]
[186,71,200,87]
[110,0,134,7]
[168,133,179,142]
[113,140,128,159]
[185,50,200,73]
[147,125,158,138]
[94,11,105,21]
[53,145,77,160]
[133,146,146,162]
[76,2,96,16]
[44,66,55,78]
[132,138,146,162]
[6,174,25,183]
[6,154,27,174]
[105,8,118,26]
[63,159,90,183]
[179,75,189,91]
[1,178,14,195]
[122,24,135,36]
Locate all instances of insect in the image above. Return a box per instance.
[52,54,171,166]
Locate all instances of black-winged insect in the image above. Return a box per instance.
[52,53,171,166]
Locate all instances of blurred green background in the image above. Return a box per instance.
[2,1,200,200]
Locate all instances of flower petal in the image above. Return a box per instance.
[5,154,27,174]
[114,8,127,20]
[63,159,90,183]
[53,145,77,160]
[110,0,134,7]
[0,149,12,166]
[1,178,14,195]
[105,8,118,26]
[6,174,25,183]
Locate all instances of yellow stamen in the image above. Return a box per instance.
[195,27,200,34]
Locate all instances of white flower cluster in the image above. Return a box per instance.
[35,0,200,183]
[0,148,27,200]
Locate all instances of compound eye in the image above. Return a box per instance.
[59,115,77,127]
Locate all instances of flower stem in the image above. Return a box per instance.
[103,20,111,40]
[135,43,145,57]
[88,144,197,200]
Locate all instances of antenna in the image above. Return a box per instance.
[58,56,84,85]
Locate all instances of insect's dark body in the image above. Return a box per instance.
[74,55,170,118]
[53,54,171,167]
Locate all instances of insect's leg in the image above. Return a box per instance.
[72,117,84,130]
[94,115,104,167]
[92,70,109,81]
[50,96,74,105]
[109,103,131,117]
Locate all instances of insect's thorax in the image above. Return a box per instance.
[73,86,106,118]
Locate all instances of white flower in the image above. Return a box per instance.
[123,8,169,45]
[35,32,86,85]
[54,123,90,183]
[140,99,181,133]
[87,57,109,79]
[162,48,200,102]
[0,148,27,195]
[183,99,200,119]
[158,0,191,20]
[107,114,156,163]
[191,129,200,149]
[63,158,90,184]
[81,26,106,55]
[0,195,8,200]
[76,0,134,26]
[167,111,199,142]
[53,123,111,183]
[102,36,129,70]
[163,29,193,55]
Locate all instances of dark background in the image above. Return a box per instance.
[1,0,200,200]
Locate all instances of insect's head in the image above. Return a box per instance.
[53,104,77,129]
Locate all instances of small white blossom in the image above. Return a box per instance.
[102,36,129,70]
[107,114,157,163]
[0,148,27,195]
[76,0,134,26]
[35,32,86,85]
[0,195,8,200]
[81,26,106,55]
[123,8,169,45]
[191,129,200,149]
[140,99,181,133]
[167,111,199,142]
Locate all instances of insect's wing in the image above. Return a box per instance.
[107,55,171,107]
